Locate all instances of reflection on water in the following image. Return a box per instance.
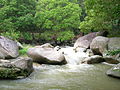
[0,64,120,90]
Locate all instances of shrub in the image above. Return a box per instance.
[19,44,32,56]
[106,49,120,56]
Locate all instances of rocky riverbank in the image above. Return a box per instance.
[0,31,120,79]
[0,36,33,79]
[27,31,120,79]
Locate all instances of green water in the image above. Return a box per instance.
[0,64,120,90]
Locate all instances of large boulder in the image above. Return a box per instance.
[74,31,108,49]
[81,55,105,64]
[11,57,33,74]
[108,37,120,50]
[106,63,120,79]
[106,38,120,62]
[27,43,66,65]
[0,57,33,79]
[90,36,109,55]
[0,36,19,59]
[74,32,97,49]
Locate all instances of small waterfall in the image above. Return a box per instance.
[59,47,89,65]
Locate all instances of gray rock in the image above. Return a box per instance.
[0,59,10,63]
[0,57,33,79]
[39,43,54,48]
[115,54,120,62]
[27,43,66,65]
[103,57,119,64]
[11,57,33,74]
[108,37,120,50]
[86,49,94,57]
[81,55,105,64]
[0,36,19,59]
[90,36,109,55]
[100,37,120,61]
[74,32,97,49]
[106,63,120,79]
[74,31,108,49]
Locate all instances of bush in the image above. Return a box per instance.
[19,44,32,56]
[107,49,120,56]
[57,31,75,42]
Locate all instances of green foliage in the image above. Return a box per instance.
[0,67,19,79]
[0,0,119,42]
[40,30,74,42]
[80,0,120,33]
[0,0,37,40]
[57,31,75,41]
[19,44,32,56]
[0,67,30,79]
[0,30,20,40]
[35,0,81,41]
[40,31,54,41]
[21,32,33,40]
[107,49,120,56]
[19,48,28,56]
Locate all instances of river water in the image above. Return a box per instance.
[0,64,120,90]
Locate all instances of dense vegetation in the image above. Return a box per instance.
[0,0,119,44]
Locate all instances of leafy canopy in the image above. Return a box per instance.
[35,0,82,41]
[0,0,36,39]
[80,0,120,33]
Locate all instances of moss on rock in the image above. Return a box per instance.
[0,67,30,79]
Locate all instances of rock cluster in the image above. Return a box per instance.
[1,31,119,79]
[0,36,33,79]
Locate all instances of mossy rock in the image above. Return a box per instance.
[0,67,30,79]
[0,57,33,79]
[106,63,120,79]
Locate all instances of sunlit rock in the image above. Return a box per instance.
[90,36,109,55]
[27,43,66,65]
[0,36,19,59]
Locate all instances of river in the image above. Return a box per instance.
[0,64,120,90]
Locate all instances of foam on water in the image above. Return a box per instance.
[0,64,120,90]
[60,47,88,65]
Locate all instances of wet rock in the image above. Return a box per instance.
[0,57,33,79]
[0,36,19,59]
[81,55,105,64]
[106,63,120,79]
[103,57,119,64]
[27,43,66,65]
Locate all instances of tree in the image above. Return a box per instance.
[80,0,120,34]
[0,0,37,39]
[35,0,82,41]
